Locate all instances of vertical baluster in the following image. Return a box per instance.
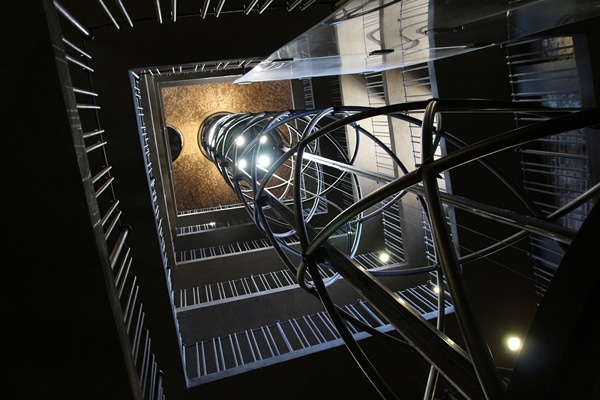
[200,0,210,18]
[123,277,138,326]
[114,0,133,26]
[249,329,262,361]
[139,331,150,391]
[195,342,201,377]
[54,0,94,39]
[228,334,239,367]
[148,358,157,400]
[215,0,225,18]
[212,338,220,372]
[154,0,163,23]
[109,227,130,270]
[290,318,309,348]
[96,0,120,29]
[275,321,293,352]
[233,333,245,366]
[132,310,145,360]
[258,0,273,14]
[261,326,276,357]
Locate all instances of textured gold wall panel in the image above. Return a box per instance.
[161,80,293,211]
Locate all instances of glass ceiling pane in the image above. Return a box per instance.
[237,0,600,83]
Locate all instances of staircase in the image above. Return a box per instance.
[40,0,600,398]
[182,285,453,384]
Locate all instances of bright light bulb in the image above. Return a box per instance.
[257,155,271,168]
[259,135,268,144]
[379,252,390,263]
[506,336,522,352]
[432,285,440,294]
[236,136,245,146]
[238,159,247,169]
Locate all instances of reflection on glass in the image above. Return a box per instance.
[237,0,600,82]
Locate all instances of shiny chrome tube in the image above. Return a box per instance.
[199,100,600,400]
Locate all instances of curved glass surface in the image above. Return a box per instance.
[237,0,600,82]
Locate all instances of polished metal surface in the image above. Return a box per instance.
[198,100,600,399]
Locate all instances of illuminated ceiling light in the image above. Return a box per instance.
[238,159,247,169]
[257,154,271,168]
[427,280,441,294]
[259,135,268,144]
[379,252,390,263]
[236,136,245,146]
[506,336,522,352]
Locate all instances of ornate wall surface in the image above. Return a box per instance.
[161,80,293,210]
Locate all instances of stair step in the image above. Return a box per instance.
[174,222,265,252]
[175,267,339,310]
[174,250,409,309]
[183,284,454,385]
[176,217,255,236]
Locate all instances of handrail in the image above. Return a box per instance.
[50,1,166,398]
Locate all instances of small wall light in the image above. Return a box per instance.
[379,252,390,263]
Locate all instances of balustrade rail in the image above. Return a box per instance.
[505,35,594,299]
[196,97,600,399]
[184,283,454,384]
[51,1,167,398]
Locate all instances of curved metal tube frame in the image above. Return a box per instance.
[199,99,600,399]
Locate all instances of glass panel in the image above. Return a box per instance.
[237,0,600,82]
